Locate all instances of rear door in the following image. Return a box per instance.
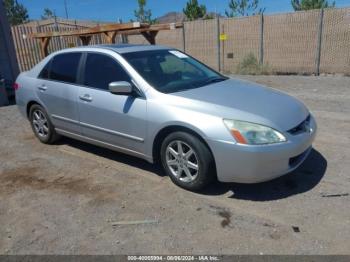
[77,52,147,155]
[36,52,82,133]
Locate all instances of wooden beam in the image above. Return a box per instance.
[104,31,117,44]
[40,37,51,57]
[141,31,158,45]
[146,22,183,31]
[30,22,146,38]
[120,22,183,36]
[79,35,92,46]
[30,22,183,39]
[31,21,184,52]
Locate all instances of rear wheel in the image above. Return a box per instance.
[160,131,215,191]
[29,104,60,144]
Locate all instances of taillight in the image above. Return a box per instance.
[13,82,20,91]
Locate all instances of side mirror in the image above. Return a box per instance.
[109,81,133,95]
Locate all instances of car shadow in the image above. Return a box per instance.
[56,138,326,201]
[199,148,327,201]
[57,136,165,177]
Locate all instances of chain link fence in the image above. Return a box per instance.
[11,7,350,75]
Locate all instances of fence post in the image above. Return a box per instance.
[54,16,62,49]
[182,23,186,52]
[216,17,221,72]
[74,20,81,46]
[259,14,264,65]
[315,8,324,76]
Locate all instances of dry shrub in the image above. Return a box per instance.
[236,53,271,75]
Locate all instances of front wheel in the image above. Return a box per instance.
[160,132,215,191]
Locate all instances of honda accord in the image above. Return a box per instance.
[15,44,317,190]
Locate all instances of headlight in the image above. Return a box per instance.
[223,119,287,145]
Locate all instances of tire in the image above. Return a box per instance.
[29,104,60,144]
[160,131,215,191]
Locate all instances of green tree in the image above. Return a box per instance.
[225,0,265,17]
[134,0,157,24]
[204,13,215,20]
[183,0,207,21]
[3,0,29,25]
[41,8,55,19]
[291,0,335,11]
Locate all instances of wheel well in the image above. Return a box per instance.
[26,101,40,118]
[152,126,216,168]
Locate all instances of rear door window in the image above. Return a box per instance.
[49,53,81,84]
[38,59,51,79]
[83,53,130,91]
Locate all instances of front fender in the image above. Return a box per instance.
[145,100,234,160]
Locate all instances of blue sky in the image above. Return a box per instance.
[21,0,350,22]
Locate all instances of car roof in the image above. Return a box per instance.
[63,44,171,54]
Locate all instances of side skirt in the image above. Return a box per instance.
[55,128,154,163]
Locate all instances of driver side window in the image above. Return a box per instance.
[83,53,131,91]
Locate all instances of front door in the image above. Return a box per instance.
[77,52,147,156]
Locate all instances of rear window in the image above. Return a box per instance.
[49,53,81,84]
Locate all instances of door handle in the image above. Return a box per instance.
[37,85,47,91]
[79,94,93,102]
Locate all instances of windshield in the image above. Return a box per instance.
[122,49,227,93]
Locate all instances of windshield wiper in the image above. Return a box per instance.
[201,77,228,86]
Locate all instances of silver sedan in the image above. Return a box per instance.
[15,44,317,191]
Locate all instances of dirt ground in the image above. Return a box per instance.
[0,75,349,255]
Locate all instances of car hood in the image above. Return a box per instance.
[171,78,309,131]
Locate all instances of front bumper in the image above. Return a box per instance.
[207,115,317,183]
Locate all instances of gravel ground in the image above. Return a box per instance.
[0,75,349,255]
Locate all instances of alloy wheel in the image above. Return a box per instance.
[32,109,49,138]
[165,140,199,183]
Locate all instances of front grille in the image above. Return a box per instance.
[288,115,311,135]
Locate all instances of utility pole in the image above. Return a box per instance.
[64,0,69,19]
[216,17,221,72]
[315,8,324,76]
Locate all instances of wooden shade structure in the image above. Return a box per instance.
[30,22,183,57]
